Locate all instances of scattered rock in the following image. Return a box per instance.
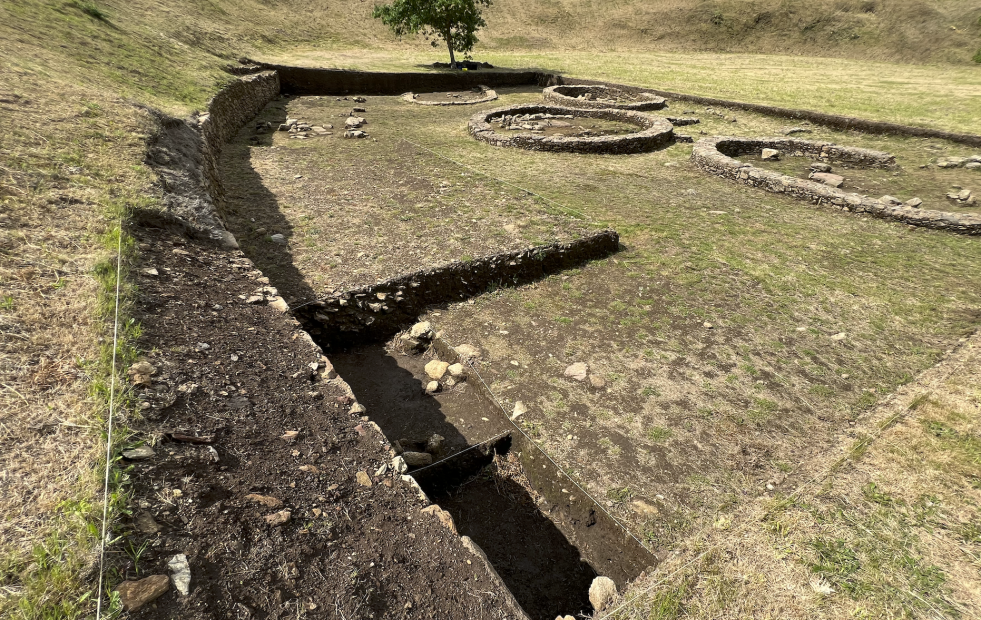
[425,434,444,455]
[401,451,433,467]
[831,332,847,341]
[264,510,291,526]
[127,360,156,385]
[588,375,606,389]
[356,471,373,487]
[410,321,433,339]
[447,363,466,379]
[761,148,779,160]
[350,403,366,415]
[425,380,440,394]
[353,96,367,103]
[141,268,159,276]
[344,130,368,139]
[269,233,286,244]
[564,362,589,382]
[167,554,191,596]
[268,297,289,313]
[280,430,299,442]
[455,344,481,360]
[115,574,170,611]
[135,511,162,534]
[785,127,812,135]
[391,455,408,474]
[374,462,388,476]
[589,576,617,612]
[246,494,283,508]
[424,360,450,380]
[809,172,844,188]
[880,195,902,205]
[905,197,923,208]
[511,401,528,420]
[123,446,155,460]
[809,162,832,173]
[421,504,457,534]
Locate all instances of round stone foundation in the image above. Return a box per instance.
[692,136,981,234]
[542,85,667,112]
[402,87,499,106]
[468,104,674,154]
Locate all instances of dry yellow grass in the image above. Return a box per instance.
[603,331,981,619]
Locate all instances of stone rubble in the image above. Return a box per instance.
[115,574,170,611]
[589,576,618,612]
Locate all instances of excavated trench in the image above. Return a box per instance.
[328,337,653,620]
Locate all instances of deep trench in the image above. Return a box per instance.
[330,342,602,619]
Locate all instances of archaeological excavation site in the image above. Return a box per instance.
[89,57,981,619]
[7,3,981,614]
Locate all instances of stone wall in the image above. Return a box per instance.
[145,71,280,248]
[402,88,499,106]
[469,104,675,154]
[546,75,981,148]
[296,230,621,345]
[542,85,666,112]
[692,136,981,234]
[258,64,544,96]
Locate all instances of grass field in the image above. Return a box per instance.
[2,0,981,616]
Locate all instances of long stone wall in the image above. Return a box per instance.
[547,75,981,148]
[296,230,621,345]
[692,136,981,234]
[257,64,544,96]
[469,104,675,154]
[145,71,280,248]
[542,85,666,112]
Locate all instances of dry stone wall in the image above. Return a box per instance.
[543,85,666,111]
[402,88,499,106]
[297,231,621,345]
[469,104,674,154]
[692,136,981,234]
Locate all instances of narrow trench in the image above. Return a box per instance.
[329,339,648,620]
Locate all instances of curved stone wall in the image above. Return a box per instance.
[469,104,674,154]
[542,84,666,112]
[692,136,981,234]
[402,87,499,106]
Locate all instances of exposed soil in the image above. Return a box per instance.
[218,89,593,303]
[743,153,981,215]
[120,225,525,619]
[491,115,640,138]
[329,339,612,620]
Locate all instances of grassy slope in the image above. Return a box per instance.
[0,0,979,616]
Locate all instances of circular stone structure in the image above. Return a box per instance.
[543,85,667,111]
[468,104,674,154]
[402,87,498,106]
[691,136,981,234]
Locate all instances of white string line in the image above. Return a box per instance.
[464,357,651,554]
[400,138,599,226]
[408,430,512,475]
[95,219,124,619]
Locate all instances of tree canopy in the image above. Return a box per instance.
[372,0,492,67]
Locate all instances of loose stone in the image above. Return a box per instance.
[264,510,291,526]
[589,375,607,389]
[425,380,440,394]
[401,451,433,467]
[810,172,844,188]
[424,360,450,380]
[246,493,283,508]
[589,576,618,612]
[421,504,458,534]
[455,344,481,360]
[761,148,779,160]
[167,554,191,596]
[123,446,155,460]
[564,362,589,382]
[512,401,528,420]
[356,471,373,487]
[116,574,170,611]
[447,363,466,379]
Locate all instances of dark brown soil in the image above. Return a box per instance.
[120,225,524,619]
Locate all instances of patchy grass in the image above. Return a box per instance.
[599,334,981,619]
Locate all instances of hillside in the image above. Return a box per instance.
[480,0,981,64]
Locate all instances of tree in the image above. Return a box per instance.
[372,0,492,68]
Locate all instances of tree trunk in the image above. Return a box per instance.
[446,34,456,68]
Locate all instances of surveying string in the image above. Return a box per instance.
[408,430,512,475]
[94,219,124,619]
